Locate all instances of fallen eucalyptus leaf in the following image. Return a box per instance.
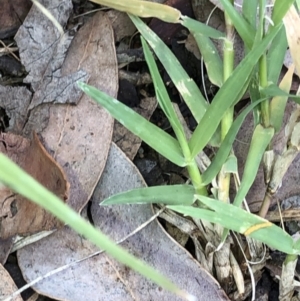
[17,8,117,212]
[17,143,229,301]
[0,263,23,301]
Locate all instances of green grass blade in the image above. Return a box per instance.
[101,185,195,206]
[272,0,295,25]
[249,77,261,126]
[242,0,259,28]
[261,84,300,100]
[141,37,197,168]
[191,32,223,87]
[129,15,208,123]
[293,235,300,251]
[78,82,186,167]
[89,0,181,23]
[168,196,296,254]
[202,98,266,185]
[267,26,288,84]
[219,0,255,48]
[189,23,282,158]
[270,66,295,132]
[233,124,274,207]
[141,37,187,143]
[181,16,225,39]
[0,154,188,299]
[257,0,267,41]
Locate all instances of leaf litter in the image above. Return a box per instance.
[5,0,298,294]
[0,0,115,266]
[17,143,229,301]
[0,1,231,301]
[0,263,23,301]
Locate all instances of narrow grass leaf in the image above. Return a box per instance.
[168,198,295,254]
[257,0,267,42]
[242,0,259,28]
[233,124,274,207]
[78,82,186,167]
[262,84,300,100]
[223,154,238,173]
[101,185,195,206]
[141,37,187,146]
[0,154,189,299]
[191,33,223,87]
[181,16,225,39]
[293,235,300,251]
[189,23,282,158]
[141,37,175,121]
[89,0,181,23]
[267,26,288,84]
[219,0,255,48]
[272,0,295,25]
[129,15,208,123]
[197,197,290,251]
[249,77,261,126]
[201,99,265,185]
[270,65,295,132]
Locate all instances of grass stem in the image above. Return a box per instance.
[259,54,270,127]
[218,1,235,204]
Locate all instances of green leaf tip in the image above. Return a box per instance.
[101,185,196,206]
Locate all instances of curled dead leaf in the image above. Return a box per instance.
[0,132,69,239]
[0,263,23,301]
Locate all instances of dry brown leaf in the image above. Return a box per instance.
[0,132,69,239]
[36,11,116,212]
[17,143,229,301]
[14,5,117,212]
[0,0,31,39]
[0,237,14,265]
[283,5,300,75]
[0,263,23,301]
[0,1,117,255]
[0,0,75,260]
[14,0,73,91]
[106,10,136,42]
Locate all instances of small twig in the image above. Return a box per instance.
[0,41,19,61]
